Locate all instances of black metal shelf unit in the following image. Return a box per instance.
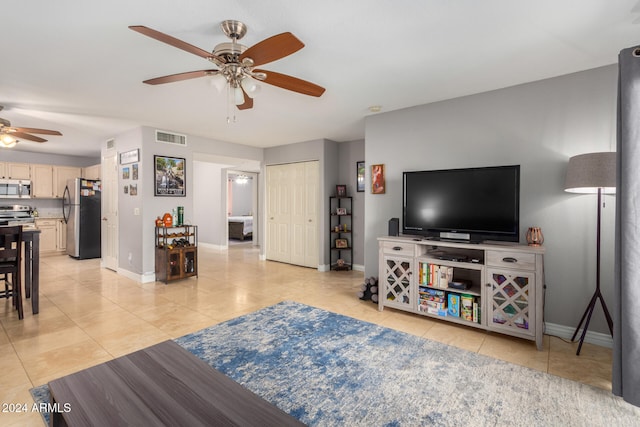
[329,196,352,270]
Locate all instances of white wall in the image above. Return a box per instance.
[364,65,618,334]
[229,177,253,216]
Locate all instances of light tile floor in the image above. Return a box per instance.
[0,244,613,425]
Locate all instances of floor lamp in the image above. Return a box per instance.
[564,152,616,355]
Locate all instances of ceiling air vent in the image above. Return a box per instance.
[106,138,115,150]
[156,130,187,146]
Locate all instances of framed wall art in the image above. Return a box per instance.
[336,184,347,197]
[154,155,186,197]
[356,161,365,192]
[371,164,385,194]
[120,149,139,165]
[335,238,348,249]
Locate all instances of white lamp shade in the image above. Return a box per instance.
[0,133,17,148]
[564,152,616,194]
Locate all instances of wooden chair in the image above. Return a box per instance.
[0,226,24,320]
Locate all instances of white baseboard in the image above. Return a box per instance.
[116,268,156,284]
[544,322,613,349]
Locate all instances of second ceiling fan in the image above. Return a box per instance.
[129,20,326,110]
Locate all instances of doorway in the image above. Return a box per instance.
[227,171,258,245]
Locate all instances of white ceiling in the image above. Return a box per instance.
[1,0,639,157]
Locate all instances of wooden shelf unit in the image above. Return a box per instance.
[155,225,198,283]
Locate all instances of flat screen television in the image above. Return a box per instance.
[403,165,520,243]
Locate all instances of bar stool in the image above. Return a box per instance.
[0,226,24,320]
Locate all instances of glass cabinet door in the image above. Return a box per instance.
[382,256,414,310]
[486,268,535,337]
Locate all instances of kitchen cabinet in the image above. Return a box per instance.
[31,164,54,198]
[54,166,81,198]
[0,162,31,179]
[82,164,101,180]
[36,219,58,253]
[35,218,67,254]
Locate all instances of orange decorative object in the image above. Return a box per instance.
[526,227,544,246]
[162,213,173,228]
[155,217,163,227]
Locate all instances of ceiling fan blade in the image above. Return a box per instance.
[13,127,62,136]
[240,32,304,67]
[236,87,254,110]
[254,69,325,97]
[143,70,220,85]
[129,25,225,64]
[12,132,47,143]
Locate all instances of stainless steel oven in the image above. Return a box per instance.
[0,179,31,198]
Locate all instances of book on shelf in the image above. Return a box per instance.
[419,263,453,289]
[447,293,460,317]
[461,294,474,321]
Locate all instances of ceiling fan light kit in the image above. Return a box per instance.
[129,20,325,122]
[1,133,18,148]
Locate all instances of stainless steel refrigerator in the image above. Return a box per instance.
[63,178,101,259]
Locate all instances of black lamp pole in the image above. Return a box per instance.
[571,187,614,355]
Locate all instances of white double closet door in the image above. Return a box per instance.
[266,161,319,268]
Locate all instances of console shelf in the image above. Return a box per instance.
[378,236,545,350]
[155,225,198,283]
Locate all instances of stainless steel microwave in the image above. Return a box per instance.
[0,179,32,198]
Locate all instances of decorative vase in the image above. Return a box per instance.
[526,227,544,246]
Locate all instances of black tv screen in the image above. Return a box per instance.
[403,165,520,242]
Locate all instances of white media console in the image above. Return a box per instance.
[378,236,545,350]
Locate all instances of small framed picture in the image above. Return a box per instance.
[335,238,348,249]
[336,207,347,215]
[122,167,130,180]
[371,164,385,194]
[120,149,139,165]
[356,161,365,192]
[336,184,347,197]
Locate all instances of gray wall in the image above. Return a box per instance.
[337,139,365,269]
[103,126,263,279]
[364,65,618,335]
[264,138,338,268]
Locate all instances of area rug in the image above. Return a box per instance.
[31,301,640,426]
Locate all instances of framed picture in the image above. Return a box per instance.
[356,161,365,192]
[335,238,348,249]
[336,207,347,215]
[371,164,385,194]
[336,184,347,197]
[132,163,139,180]
[129,184,138,196]
[122,167,130,180]
[120,149,139,165]
[154,155,186,197]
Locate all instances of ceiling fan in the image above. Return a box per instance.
[129,20,326,112]
[0,106,62,148]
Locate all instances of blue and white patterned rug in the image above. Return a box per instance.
[32,301,640,426]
